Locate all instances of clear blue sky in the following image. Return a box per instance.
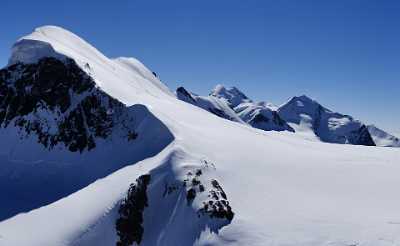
[1,0,399,135]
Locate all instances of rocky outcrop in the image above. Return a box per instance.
[116,174,151,246]
[0,57,138,152]
[198,179,234,221]
[114,159,234,246]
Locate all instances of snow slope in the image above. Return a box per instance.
[1,26,400,246]
[367,125,400,147]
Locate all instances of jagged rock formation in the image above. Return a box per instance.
[197,179,234,221]
[114,159,234,246]
[0,57,137,152]
[116,175,151,246]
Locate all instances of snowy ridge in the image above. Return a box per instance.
[8,26,173,104]
[0,26,400,246]
[177,85,294,132]
[210,84,252,108]
[367,125,400,147]
[177,86,391,145]
[278,95,376,146]
[176,86,244,123]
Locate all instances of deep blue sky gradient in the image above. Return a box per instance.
[1,0,399,135]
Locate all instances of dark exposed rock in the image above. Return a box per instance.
[187,188,196,203]
[199,179,234,221]
[116,174,151,246]
[251,113,269,124]
[0,57,138,152]
[195,169,202,176]
[176,86,196,104]
[348,125,376,146]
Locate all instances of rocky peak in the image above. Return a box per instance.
[176,86,196,104]
[210,84,251,108]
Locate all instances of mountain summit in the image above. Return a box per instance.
[210,84,251,107]
[176,86,395,147]
[278,95,375,146]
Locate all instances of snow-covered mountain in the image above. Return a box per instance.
[177,85,294,132]
[176,86,243,123]
[278,95,375,146]
[210,84,252,108]
[0,26,400,246]
[367,125,400,147]
[176,87,385,146]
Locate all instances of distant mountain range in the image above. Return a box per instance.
[177,85,400,147]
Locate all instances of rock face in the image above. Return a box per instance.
[116,175,151,246]
[197,179,234,221]
[0,57,137,152]
[119,158,234,246]
[278,95,375,146]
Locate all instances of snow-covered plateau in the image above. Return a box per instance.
[0,26,399,246]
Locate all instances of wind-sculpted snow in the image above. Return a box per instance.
[8,26,173,104]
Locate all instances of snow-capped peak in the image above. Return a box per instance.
[210,84,251,107]
[9,25,108,66]
[8,25,173,104]
[281,94,322,109]
[278,95,375,146]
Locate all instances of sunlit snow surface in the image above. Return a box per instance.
[0,26,400,246]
